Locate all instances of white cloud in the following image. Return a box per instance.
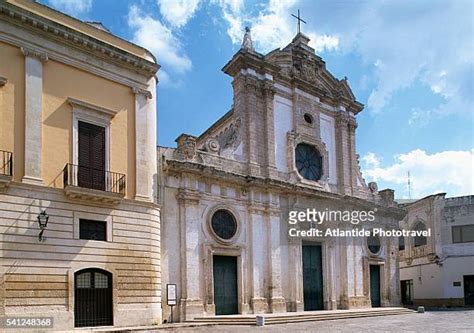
[48,0,92,16]
[362,149,474,198]
[362,152,381,168]
[331,1,473,115]
[217,0,339,53]
[128,5,192,75]
[157,0,201,28]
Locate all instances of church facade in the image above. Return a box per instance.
[159,31,406,322]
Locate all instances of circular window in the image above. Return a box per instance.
[303,113,313,124]
[295,143,322,181]
[367,234,381,254]
[211,210,237,240]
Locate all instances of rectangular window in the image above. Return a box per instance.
[79,219,106,241]
[452,225,474,244]
[78,121,106,191]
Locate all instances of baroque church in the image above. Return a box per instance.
[158,29,406,321]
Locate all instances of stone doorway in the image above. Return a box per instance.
[302,244,324,310]
[370,265,381,307]
[213,255,238,315]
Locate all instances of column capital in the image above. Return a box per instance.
[132,86,152,99]
[21,47,48,62]
[0,77,7,87]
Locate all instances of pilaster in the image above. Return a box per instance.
[133,85,154,202]
[248,203,268,313]
[266,200,286,313]
[177,189,203,320]
[21,47,47,185]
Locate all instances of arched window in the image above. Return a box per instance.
[413,222,427,247]
[399,236,405,251]
[211,209,237,241]
[295,143,323,181]
[75,268,113,327]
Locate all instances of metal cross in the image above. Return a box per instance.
[291,9,306,34]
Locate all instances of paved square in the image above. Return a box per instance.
[158,310,474,333]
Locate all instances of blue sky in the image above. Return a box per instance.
[43,0,473,199]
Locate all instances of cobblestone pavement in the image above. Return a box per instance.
[158,310,474,333]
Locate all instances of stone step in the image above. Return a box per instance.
[189,308,416,325]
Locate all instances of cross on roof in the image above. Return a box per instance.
[291,9,306,34]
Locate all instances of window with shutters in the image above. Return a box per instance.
[78,121,106,191]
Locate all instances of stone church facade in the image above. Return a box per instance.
[159,31,406,322]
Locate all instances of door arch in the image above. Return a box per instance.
[74,268,113,327]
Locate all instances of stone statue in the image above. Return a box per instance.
[241,27,254,51]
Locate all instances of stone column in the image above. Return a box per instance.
[248,204,268,313]
[21,47,47,185]
[267,194,285,312]
[262,80,278,178]
[348,116,358,191]
[177,188,203,320]
[335,111,352,195]
[133,86,154,201]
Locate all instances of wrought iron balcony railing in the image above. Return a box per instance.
[0,150,13,177]
[63,163,126,196]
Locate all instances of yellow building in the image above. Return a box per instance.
[0,0,160,329]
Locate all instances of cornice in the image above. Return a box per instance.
[165,159,406,218]
[0,2,159,77]
[68,97,118,117]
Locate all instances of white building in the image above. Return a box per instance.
[398,194,474,307]
[158,30,406,322]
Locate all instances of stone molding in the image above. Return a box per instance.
[21,46,48,62]
[132,86,153,99]
[0,2,159,76]
[68,97,119,118]
[0,76,7,87]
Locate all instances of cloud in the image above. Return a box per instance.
[362,152,381,168]
[128,5,192,75]
[332,1,473,115]
[157,0,201,28]
[217,0,339,53]
[48,0,92,16]
[362,149,474,198]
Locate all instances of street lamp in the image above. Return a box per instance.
[37,210,49,242]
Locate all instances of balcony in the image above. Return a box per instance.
[63,163,125,204]
[0,150,13,188]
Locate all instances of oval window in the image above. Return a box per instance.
[304,113,313,124]
[211,210,237,240]
[367,234,381,254]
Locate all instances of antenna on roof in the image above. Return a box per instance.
[407,171,412,200]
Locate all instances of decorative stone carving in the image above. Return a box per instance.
[216,118,241,151]
[241,27,254,52]
[175,134,197,160]
[132,86,152,99]
[205,138,220,153]
[21,47,48,62]
[368,182,378,193]
[293,57,318,84]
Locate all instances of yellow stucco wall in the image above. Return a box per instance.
[0,41,24,182]
[0,41,136,198]
[43,60,136,198]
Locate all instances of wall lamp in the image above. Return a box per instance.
[37,210,49,242]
